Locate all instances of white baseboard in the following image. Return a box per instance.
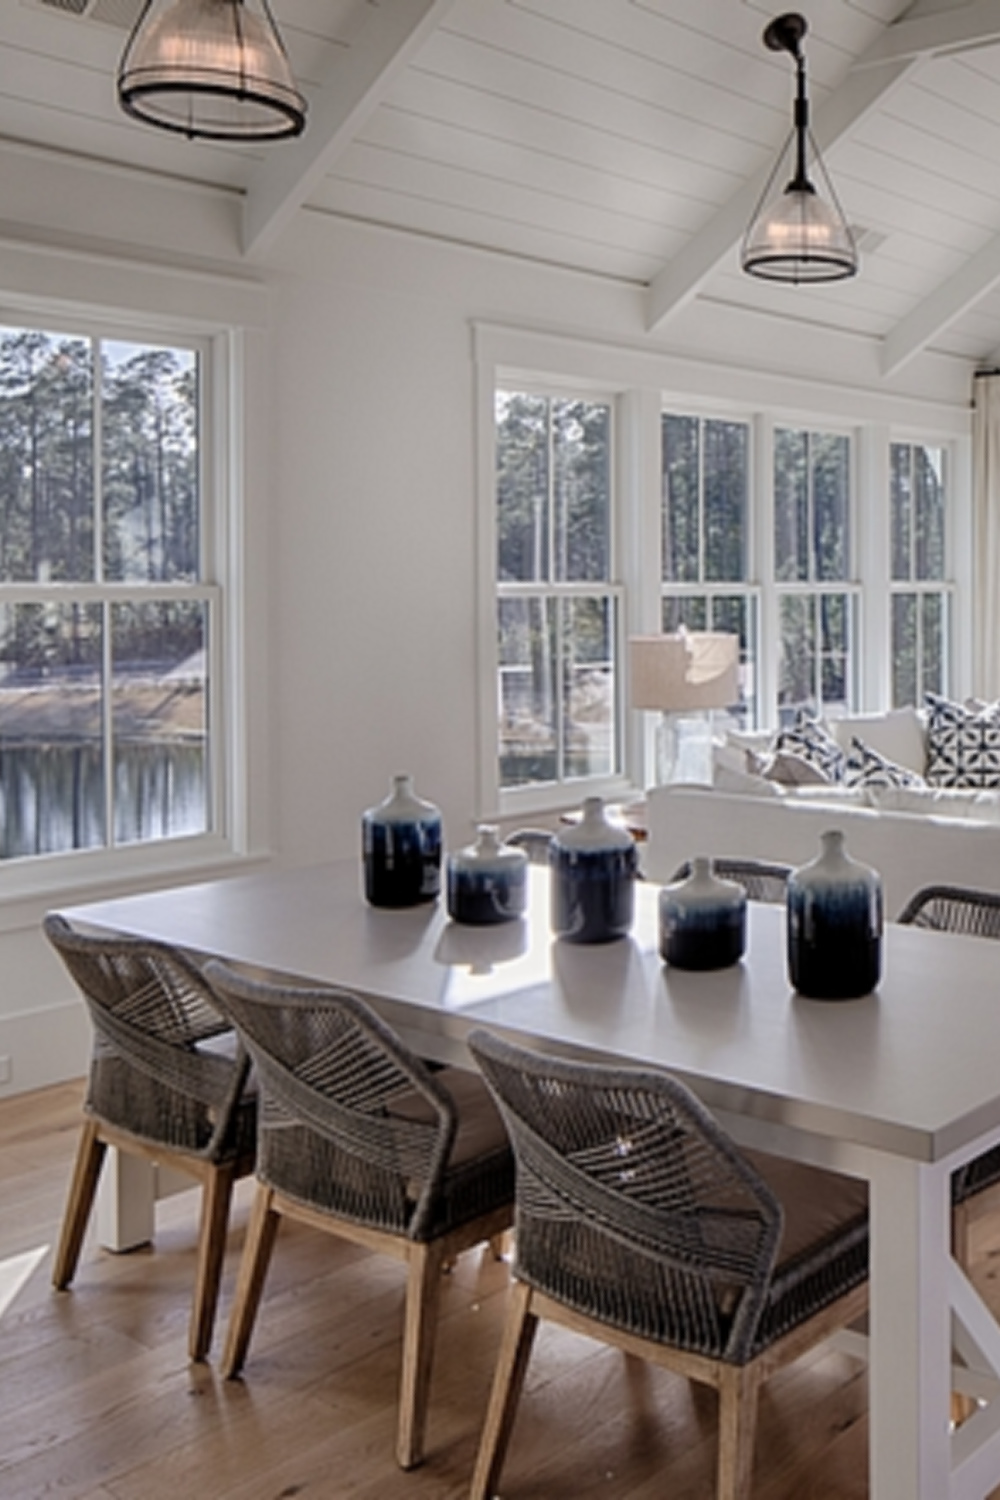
[0,1000,90,1096]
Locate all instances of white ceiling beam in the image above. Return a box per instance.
[645,0,1000,335]
[873,6,1000,370]
[644,55,920,333]
[242,0,456,259]
[882,235,1000,375]
[854,0,1000,66]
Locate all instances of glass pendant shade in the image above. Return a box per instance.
[742,134,857,284]
[742,13,857,285]
[118,0,307,142]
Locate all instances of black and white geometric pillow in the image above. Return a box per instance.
[844,736,925,788]
[925,692,1000,787]
[772,711,846,782]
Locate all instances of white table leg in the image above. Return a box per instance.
[96,1147,155,1252]
[867,1148,951,1500]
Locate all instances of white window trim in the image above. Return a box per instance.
[0,314,253,907]
[474,321,973,805]
[478,366,635,820]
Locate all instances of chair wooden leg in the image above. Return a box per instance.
[396,1240,448,1470]
[221,1183,280,1379]
[188,1162,237,1362]
[52,1118,106,1290]
[469,1279,539,1500]
[717,1364,760,1500]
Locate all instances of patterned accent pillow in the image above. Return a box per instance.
[772,712,846,782]
[844,736,925,788]
[925,693,1000,788]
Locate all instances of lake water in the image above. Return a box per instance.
[0,742,207,858]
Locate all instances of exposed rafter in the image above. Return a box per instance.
[646,0,1000,337]
[644,56,919,332]
[882,234,1000,376]
[856,0,1000,67]
[876,2,1000,372]
[242,0,456,259]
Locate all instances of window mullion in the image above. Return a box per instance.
[93,336,104,586]
[101,598,115,850]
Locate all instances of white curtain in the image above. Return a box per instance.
[973,372,1000,699]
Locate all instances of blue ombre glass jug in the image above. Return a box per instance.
[550,798,637,944]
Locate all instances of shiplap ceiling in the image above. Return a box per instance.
[6,0,1000,371]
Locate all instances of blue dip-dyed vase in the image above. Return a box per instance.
[447,825,528,926]
[362,774,442,908]
[550,797,637,944]
[659,857,746,970]
[787,829,883,999]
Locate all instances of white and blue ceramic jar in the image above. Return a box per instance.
[362,774,442,908]
[787,829,883,999]
[550,797,637,944]
[447,825,528,926]
[659,857,747,970]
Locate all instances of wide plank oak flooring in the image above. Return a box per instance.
[3,1080,1000,1499]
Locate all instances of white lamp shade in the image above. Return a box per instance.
[629,633,739,713]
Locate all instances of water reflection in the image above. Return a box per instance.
[0,743,206,858]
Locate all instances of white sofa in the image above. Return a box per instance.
[644,783,1000,918]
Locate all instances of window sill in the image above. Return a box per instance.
[0,837,273,936]
[492,775,641,825]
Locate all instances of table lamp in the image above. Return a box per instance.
[629,631,740,785]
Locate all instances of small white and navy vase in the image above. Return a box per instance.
[787,829,883,999]
[659,857,747,970]
[362,774,442,908]
[550,797,637,944]
[446,825,528,926]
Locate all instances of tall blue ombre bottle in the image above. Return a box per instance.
[550,797,637,944]
[362,774,442,908]
[787,829,883,999]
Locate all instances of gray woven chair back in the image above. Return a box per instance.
[671,858,792,905]
[897,884,1000,937]
[43,913,252,1162]
[504,829,554,865]
[203,962,464,1241]
[467,1029,784,1364]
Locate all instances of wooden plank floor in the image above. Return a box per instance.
[3,1083,1000,1500]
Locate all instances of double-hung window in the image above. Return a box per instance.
[889,441,949,706]
[660,413,755,722]
[773,426,856,722]
[494,388,621,797]
[0,319,223,870]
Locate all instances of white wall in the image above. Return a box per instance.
[0,150,974,1095]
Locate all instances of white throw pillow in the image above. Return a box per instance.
[713,762,782,796]
[754,748,832,786]
[828,707,926,776]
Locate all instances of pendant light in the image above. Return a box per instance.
[742,12,856,284]
[118,0,307,142]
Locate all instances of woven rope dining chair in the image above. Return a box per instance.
[670,857,792,905]
[503,829,554,864]
[202,961,514,1471]
[43,914,256,1361]
[466,1029,868,1500]
[898,885,1000,1269]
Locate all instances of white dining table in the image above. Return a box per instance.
[61,856,1000,1500]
